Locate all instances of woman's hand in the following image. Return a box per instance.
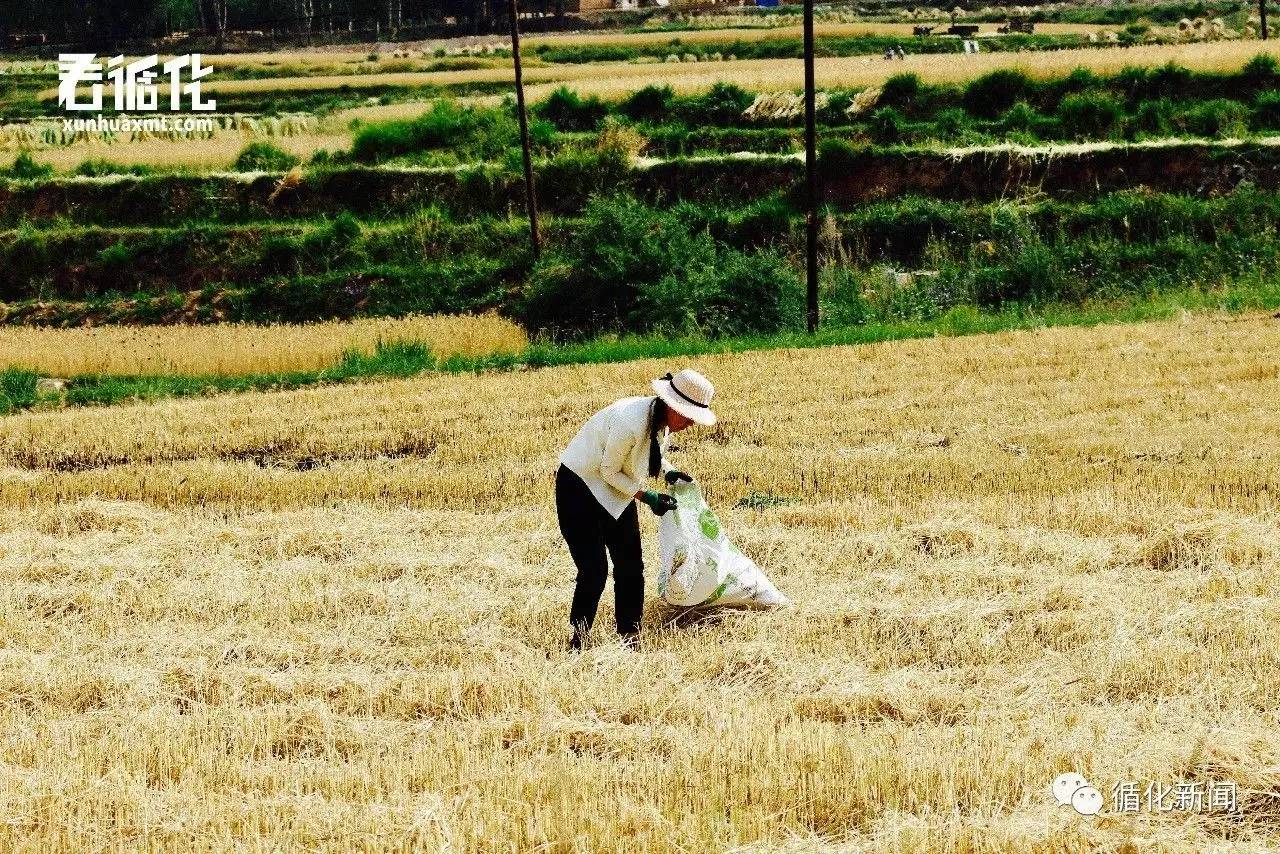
[664,470,692,486]
[638,490,677,516]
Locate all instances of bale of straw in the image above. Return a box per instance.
[847,86,882,116]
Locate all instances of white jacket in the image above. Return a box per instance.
[560,396,672,520]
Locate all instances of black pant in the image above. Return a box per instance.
[556,464,644,637]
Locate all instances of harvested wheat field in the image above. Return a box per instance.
[0,314,526,377]
[517,39,1280,100]
[174,40,1280,100]
[1,312,1278,851]
[46,40,1280,104]
[11,129,354,173]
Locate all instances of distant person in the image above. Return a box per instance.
[884,48,894,60]
[896,45,906,58]
[557,369,717,651]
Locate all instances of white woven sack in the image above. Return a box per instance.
[656,479,791,609]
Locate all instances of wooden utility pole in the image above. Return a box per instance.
[803,0,819,333]
[1262,0,1270,40]
[508,0,541,259]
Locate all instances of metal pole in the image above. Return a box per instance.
[803,0,819,333]
[508,0,541,260]
[1262,0,1270,40]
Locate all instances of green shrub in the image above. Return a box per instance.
[717,194,796,248]
[1253,90,1280,131]
[1147,62,1194,99]
[302,212,365,268]
[258,235,303,275]
[620,84,675,123]
[1001,102,1054,137]
[1241,53,1280,92]
[879,73,927,115]
[0,226,53,297]
[94,240,136,292]
[633,246,803,337]
[1057,91,1124,140]
[350,99,518,163]
[819,90,855,123]
[234,142,300,172]
[229,258,510,323]
[358,257,508,316]
[1131,97,1176,137]
[1115,63,1198,105]
[1121,22,1151,41]
[968,240,1067,307]
[868,107,906,144]
[964,69,1034,119]
[533,147,633,212]
[678,82,754,125]
[933,107,971,139]
[852,196,972,265]
[0,369,38,414]
[535,86,609,132]
[1,152,52,181]
[1180,99,1250,139]
[1055,67,1103,98]
[520,195,801,339]
[1112,65,1153,105]
[820,266,872,326]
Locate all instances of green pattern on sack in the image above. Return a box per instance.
[698,508,720,539]
[707,573,737,603]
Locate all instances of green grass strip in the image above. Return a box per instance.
[3,279,1280,415]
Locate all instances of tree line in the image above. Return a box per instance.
[0,0,569,48]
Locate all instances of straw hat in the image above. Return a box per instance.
[652,369,716,426]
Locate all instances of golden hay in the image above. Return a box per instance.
[41,40,1280,102]
[0,312,1278,850]
[8,131,352,173]
[521,39,1280,100]
[0,314,527,377]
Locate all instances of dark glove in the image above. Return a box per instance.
[664,470,693,486]
[639,490,677,516]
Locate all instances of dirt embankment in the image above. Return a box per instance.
[2,140,1278,228]
[819,140,1280,204]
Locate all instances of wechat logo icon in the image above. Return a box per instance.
[1052,772,1103,816]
